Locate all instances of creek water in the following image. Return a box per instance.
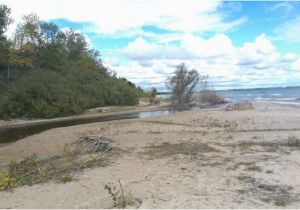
[0,109,171,144]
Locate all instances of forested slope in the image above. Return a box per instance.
[0,5,140,119]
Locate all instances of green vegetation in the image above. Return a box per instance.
[104,180,134,208]
[274,196,288,207]
[0,5,140,119]
[138,87,160,105]
[247,165,263,172]
[60,175,72,183]
[0,151,108,191]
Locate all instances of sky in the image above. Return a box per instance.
[2,0,300,90]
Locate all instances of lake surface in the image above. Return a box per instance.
[219,86,300,105]
[159,86,300,105]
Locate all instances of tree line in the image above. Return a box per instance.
[0,5,141,119]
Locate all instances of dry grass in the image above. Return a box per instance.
[198,91,225,104]
[247,165,263,172]
[0,136,112,191]
[228,141,281,153]
[225,102,254,111]
[140,141,218,159]
[284,136,300,147]
[237,176,295,207]
[229,136,300,154]
[144,120,189,126]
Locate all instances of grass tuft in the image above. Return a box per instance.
[247,165,262,172]
[60,175,72,183]
[141,142,218,159]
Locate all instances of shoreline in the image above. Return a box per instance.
[1,99,299,130]
[0,102,170,130]
[0,101,300,208]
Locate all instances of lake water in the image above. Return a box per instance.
[159,86,300,106]
[219,86,300,105]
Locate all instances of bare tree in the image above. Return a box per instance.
[198,75,225,104]
[166,63,199,110]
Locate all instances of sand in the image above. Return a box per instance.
[0,102,300,208]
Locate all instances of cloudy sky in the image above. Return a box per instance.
[2,0,300,90]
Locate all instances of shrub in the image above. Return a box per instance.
[104,180,134,208]
[0,169,17,190]
[284,136,300,147]
[60,175,72,183]
[199,90,225,104]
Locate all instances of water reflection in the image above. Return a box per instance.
[0,109,171,144]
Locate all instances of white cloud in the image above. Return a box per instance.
[105,33,300,90]
[3,0,299,90]
[2,0,246,36]
[180,33,234,58]
[237,34,278,66]
[283,53,297,62]
[274,16,300,43]
[122,33,235,62]
[292,57,300,71]
[122,38,161,60]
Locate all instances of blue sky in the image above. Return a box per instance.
[3,0,300,90]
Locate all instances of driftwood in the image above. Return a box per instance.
[76,135,112,154]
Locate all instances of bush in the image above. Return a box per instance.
[0,70,81,118]
[0,169,17,190]
[0,67,139,119]
[286,136,300,147]
[199,90,225,104]
[60,175,72,183]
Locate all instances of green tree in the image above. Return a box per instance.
[149,87,158,105]
[0,5,13,83]
[0,5,12,43]
[11,14,41,70]
[64,30,88,60]
[0,8,140,119]
[35,22,66,71]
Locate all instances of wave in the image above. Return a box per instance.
[254,97,298,101]
[272,101,300,106]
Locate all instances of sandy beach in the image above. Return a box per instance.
[0,102,300,208]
